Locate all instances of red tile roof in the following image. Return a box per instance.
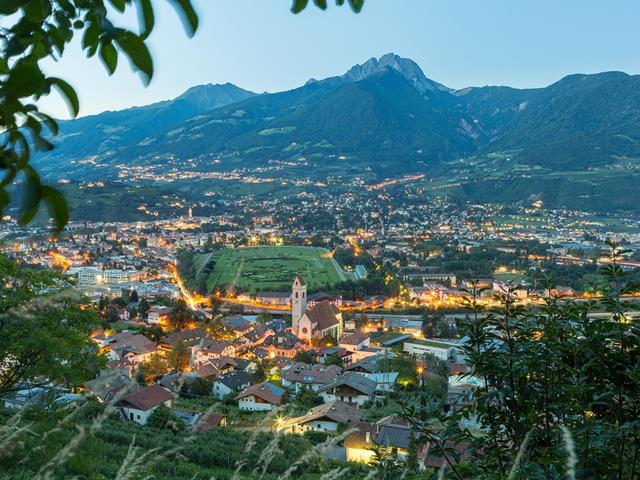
[119,384,173,411]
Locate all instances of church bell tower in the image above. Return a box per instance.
[291,275,307,332]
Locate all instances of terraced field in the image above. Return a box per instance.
[193,246,345,294]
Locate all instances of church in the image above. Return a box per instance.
[291,275,343,342]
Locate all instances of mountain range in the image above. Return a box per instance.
[34,53,640,211]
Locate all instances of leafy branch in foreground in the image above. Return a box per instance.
[0,0,199,232]
[291,0,365,14]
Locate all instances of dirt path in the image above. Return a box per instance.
[195,252,213,278]
[226,258,245,294]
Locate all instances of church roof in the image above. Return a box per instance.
[305,301,339,331]
[294,275,306,286]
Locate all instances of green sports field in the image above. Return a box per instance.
[194,246,346,294]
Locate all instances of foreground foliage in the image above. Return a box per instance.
[0,254,101,397]
[400,242,640,479]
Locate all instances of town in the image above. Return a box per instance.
[2,188,640,473]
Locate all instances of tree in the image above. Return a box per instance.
[167,341,190,371]
[0,255,103,397]
[189,377,212,397]
[146,404,185,433]
[252,362,267,383]
[401,243,640,479]
[379,354,417,388]
[324,354,344,368]
[105,307,120,323]
[296,389,324,409]
[142,353,167,379]
[293,350,315,364]
[169,300,193,330]
[129,289,139,303]
[138,298,151,318]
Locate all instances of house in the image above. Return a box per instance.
[193,338,236,364]
[280,362,342,394]
[339,332,371,352]
[308,292,343,309]
[212,371,252,399]
[147,305,171,325]
[446,374,485,409]
[107,332,157,365]
[316,346,353,366]
[263,332,304,359]
[344,356,399,392]
[117,384,174,425]
[158,372,199,392]
[221,315,255,337]
[235,382,286,411]
[83,369,135,402]
[159,328,206,353]
[344,415,416,463]
[172,409,205,429]
[256,291,291,306]
[296,301,343,342]
[278,400,361,434]
[317,372,377,407]
[194,413,228,432]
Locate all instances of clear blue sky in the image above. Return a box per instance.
[40,0,640,118]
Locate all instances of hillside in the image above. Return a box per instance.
[35,83,256,176]
[32,54,640,211]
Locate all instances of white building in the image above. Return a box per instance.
[403,339,458,361]
[116,384,174,425]
[147,306,171,325]
[76,267,144,285]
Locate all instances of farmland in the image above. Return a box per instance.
[193,246,346,294]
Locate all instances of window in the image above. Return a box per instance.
[295,292,299,299]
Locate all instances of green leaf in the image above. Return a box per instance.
[19,172,43,226]
[115,30,153,82]
[168,0,199,36]
[348,0,364,12]
[291,0,309,13]
[0,188,9,214]
[100,41,118,75]
[138,0,155,39]
[314,0,327,9]
[42,186,69,232]
[49,77,80,117]
[5,63,46,98]
[109,0,126,12]
[81,21,100,51]
[0,0,21,15]
[0,166,17,188]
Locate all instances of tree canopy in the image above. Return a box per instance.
[0,254,102,396]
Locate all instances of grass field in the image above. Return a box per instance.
[194,246,345,294]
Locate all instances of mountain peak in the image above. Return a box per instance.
[176,82,255,107]
[341,53,452,95]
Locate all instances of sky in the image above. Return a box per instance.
[39,0,640,118]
